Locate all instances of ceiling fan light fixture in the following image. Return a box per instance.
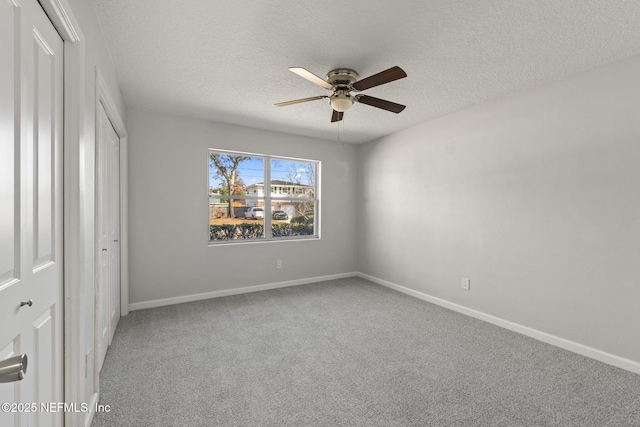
[330,91,354,112]
[277,66,407,122]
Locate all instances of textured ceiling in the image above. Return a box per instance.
[93,0,640,143]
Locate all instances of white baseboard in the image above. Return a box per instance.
[357,272,640,375]
[128,272,358,311]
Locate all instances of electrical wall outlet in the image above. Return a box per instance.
[276,259,282,269]
[461,277,470,290]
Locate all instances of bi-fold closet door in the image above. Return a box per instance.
[95,103,121,373]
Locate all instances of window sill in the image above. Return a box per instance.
[208,235,320,246]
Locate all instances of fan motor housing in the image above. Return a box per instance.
[326,68,359,87]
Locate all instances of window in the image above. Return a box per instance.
[208,149,319,243]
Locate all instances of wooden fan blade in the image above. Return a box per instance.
[275,96,328,107]
[355,95,406,113]
[351,66,407,91]
[331,110,344,122]
[288,67,333,90]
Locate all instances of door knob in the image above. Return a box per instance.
[0,354,27,383]
[20,299,33,307]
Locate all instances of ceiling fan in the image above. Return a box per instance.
[275,66,407,122]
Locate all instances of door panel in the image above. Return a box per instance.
[107,115,121,344]
[0,0,64,426]
[0,0,19,288]
[33,25,57,270]
[33,308,55,426]
[33,28,56,268]
[0,343,23,427]
[96,105,109,372]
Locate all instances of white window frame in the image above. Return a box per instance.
[208,149,320,244]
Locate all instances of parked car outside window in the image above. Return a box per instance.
[272,210,288,220]
[244,207,264,220]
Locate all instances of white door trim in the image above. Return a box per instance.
[44,2,89,426]
[35,1,92,427]
[37,0,81,44]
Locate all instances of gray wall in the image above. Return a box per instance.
[127,109,358,304]
[357,54,640,365]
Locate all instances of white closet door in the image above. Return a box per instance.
[96,102,121,372]
[0,0,64,425]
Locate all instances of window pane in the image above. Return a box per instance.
[271,200,315,238]
[209,154,264,207]
[270,159,315,199]
[210,199,265,241]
